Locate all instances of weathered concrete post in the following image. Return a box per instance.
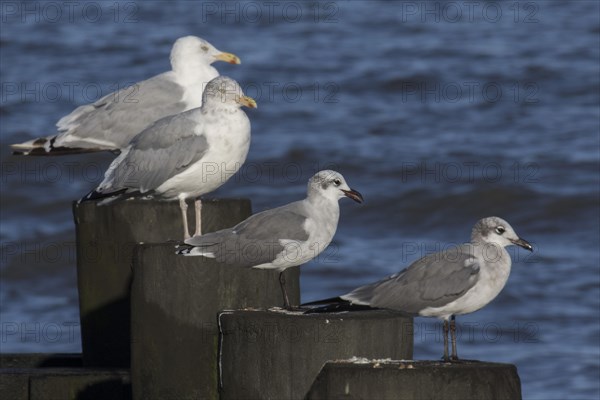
[73,198,252,367]
[130,243,300,400]
[305,360,522,400]
[218,309,413,400]
[0,353,130,400]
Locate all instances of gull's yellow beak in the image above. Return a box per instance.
[214,52,241,65]
[237,95,257,109]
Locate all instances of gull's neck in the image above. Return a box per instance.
[303,193,341,246]
[201,102,243,116]
[306,193,340,220]
[170,56,220,110]
[172,58,219,85]
[470,240,512,277]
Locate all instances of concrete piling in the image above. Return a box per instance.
[130,243,300,400]
[218,309,413,400]
[305,359,522,400]
[73,198,252,367]
[0,354,130,400]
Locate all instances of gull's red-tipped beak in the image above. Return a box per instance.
[214,52,241,64]
[342,189,363,203]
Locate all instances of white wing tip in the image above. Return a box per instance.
[10,137,50,152]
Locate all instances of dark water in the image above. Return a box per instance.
[1,1,599,398]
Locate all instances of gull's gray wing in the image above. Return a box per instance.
[232,201,310,241]
[103,110,208,192]
[342,244,480,313]
[184,201,310,268]
[54,72,186,150]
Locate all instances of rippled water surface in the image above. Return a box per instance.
[1,1,599,399]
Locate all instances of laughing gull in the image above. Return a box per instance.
[81,76,256,240]
[178,170,364,309]
[11,36,241,155]
[305,216,533,361]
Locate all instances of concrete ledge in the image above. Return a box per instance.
[0,370,28,400]
[73,198,252,367]
[0,353,82,368]
[305,359,522,400]
[218,309,413,400]
[0,367,130,400]
[131,243,299,400]
[1,353,83,400]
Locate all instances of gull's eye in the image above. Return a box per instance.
[495,226,505,235]
[333,179,341,186]
[201,45,209,52]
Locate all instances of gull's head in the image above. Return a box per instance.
[170,36,241,70]
[307,170,363,204]
[472,216,532,251]
[202,76,257,109]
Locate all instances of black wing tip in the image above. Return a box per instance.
[301,296,378,314]
[302,296,345,307]
[303,302,377,314]
[11,148,99,156]
[175,244,193,255]
[79,190,104,203]
[79,188,128,203]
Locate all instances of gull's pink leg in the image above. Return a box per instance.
[179,197,191,240]
[193,199,202,237]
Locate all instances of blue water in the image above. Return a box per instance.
[1,1,599,399]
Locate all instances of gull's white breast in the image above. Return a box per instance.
[155,110,250,199]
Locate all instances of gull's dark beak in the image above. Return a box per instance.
[342,188,363,203]
[510,237,533,252]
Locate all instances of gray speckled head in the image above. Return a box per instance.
[307,170,363,203]
[472,216,532,251]
[310,170,342,190]
[202,76,256,109]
